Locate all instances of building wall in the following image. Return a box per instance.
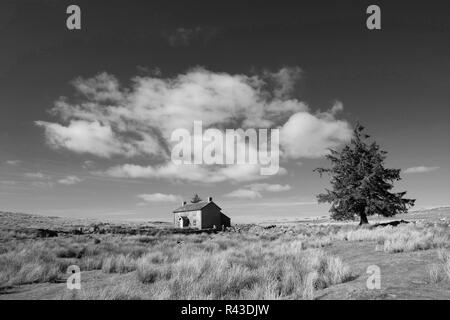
[220,213,231,228]
[200,205,222,229]
[173,203,231,230]
[173,210,202,229]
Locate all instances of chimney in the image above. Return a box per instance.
[182,201,187,206]
[208,197,213,202]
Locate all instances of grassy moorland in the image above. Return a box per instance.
[0,209,449,300]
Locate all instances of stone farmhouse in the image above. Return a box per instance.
[172,197,231,230]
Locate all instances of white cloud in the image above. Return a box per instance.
[6,160,22,165]
[224,189,262,200]
[82,160,95,169]
[35,120,142,158]
[24,172,50,179]
[245,183,291,192]
[224,183,291,200]
[1,180,17,185]
[58,175,82,185]
[280,109,352,159]
[71,72,123,102]
[264,67,302,99]
[36,67,352,183]
[137,193,182,203]
[330,100,344,115]
[403,166,440,174]
[103,162,281,183]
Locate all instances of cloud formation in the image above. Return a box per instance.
[280,105,352,158]
[24,172,50,179]
[403,166,440,174]
[35,120,141,158]
[105,163,276,184]
[36,67,352,183]
[137,193,182,203]
[224,189,262,200]
[82,160,95,169]
[1,180,17,185]
[5,160,22,165]
[224,183,291,199]
[58,175,82,185]
[246,183,291,192]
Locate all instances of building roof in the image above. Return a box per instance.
[172,201,221,213]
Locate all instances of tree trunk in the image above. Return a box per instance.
[359,213,369,225]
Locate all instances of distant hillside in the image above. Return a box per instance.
[0,211,95,231]
[0,211,172,232]
[1,206,448,232]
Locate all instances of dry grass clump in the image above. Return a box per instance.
[428,249,450,283]
[65,276,146,300]
[136,254,172,284]
[331,223,449,253]
[0,235,148,287]
[101,254,137,273]
[82,284,143,300]
[381,225,448,253]
[2,215,449,299]
[62,229,354,300]
[129,242,353,300]
[0,243,61,286]
[337,226,394,242]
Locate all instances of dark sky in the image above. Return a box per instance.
[0,0,449,221]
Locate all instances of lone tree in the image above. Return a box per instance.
[315,124,415,225]
[190,194,203,203]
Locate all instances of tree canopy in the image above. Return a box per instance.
[315,124,415,225]
[190,194,203,203]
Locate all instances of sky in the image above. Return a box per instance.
[0,0,449,222]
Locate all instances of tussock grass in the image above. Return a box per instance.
[337,227,394,242]
[0,235,148,286]
[383,230,446,253]
[380,224,448,253]
[58,231,355,299]
[428,249,450,283]
[102,254,137,274]
[1,216,449,298]
[0,243,61,286]
[334,223,449,253]
[67,280,145,300]
[121,245,352,299]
